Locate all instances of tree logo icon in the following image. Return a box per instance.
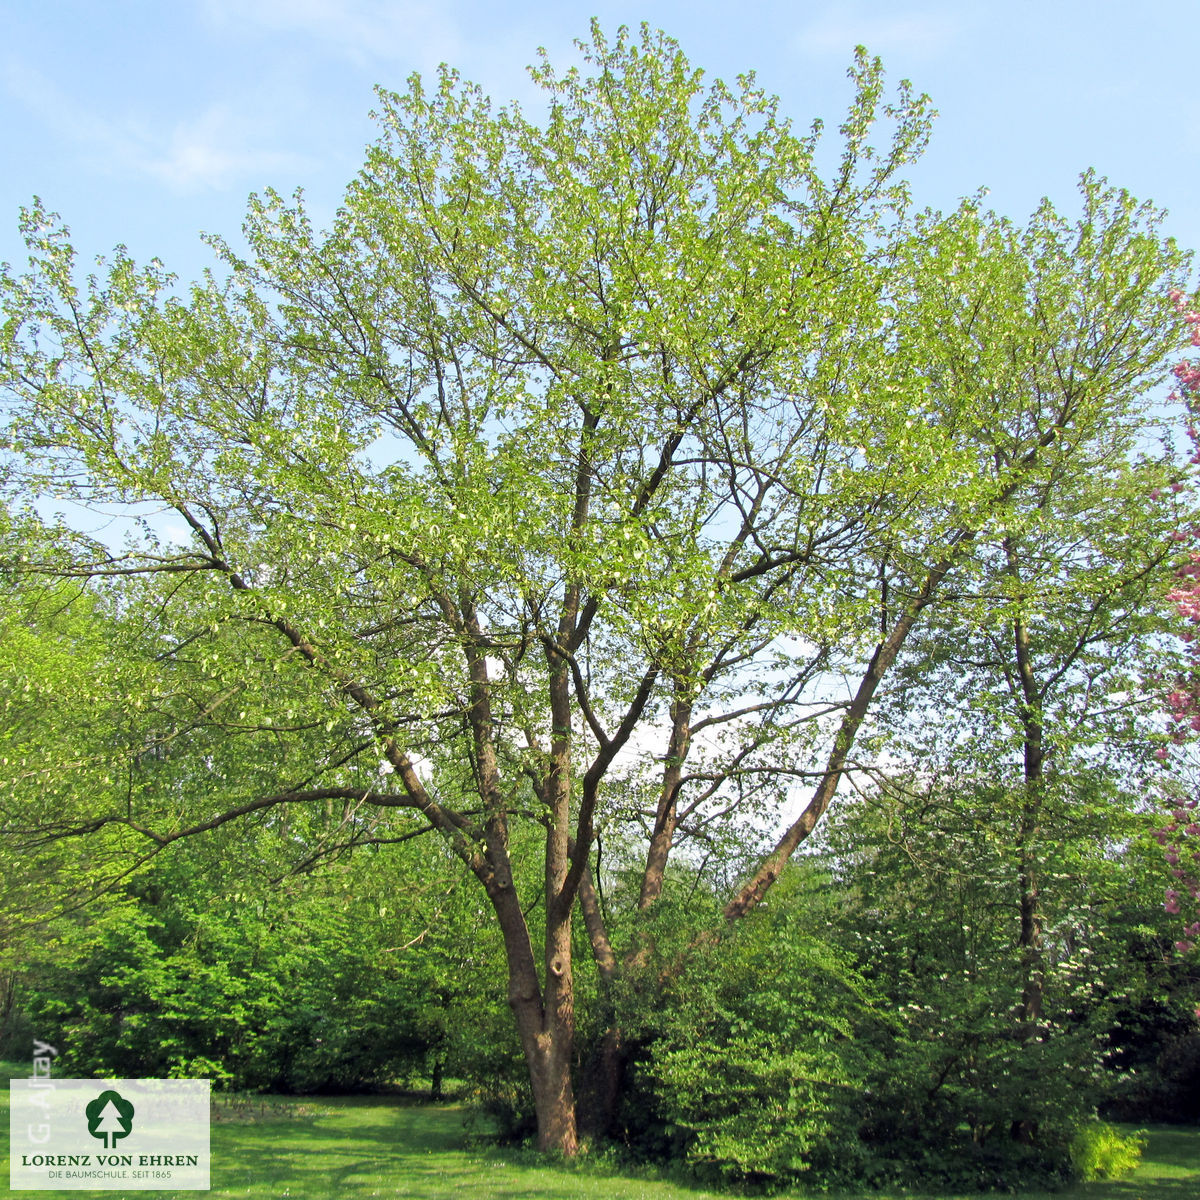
[85,1089,135,1149]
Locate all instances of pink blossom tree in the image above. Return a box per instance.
[1159,287,1200,952]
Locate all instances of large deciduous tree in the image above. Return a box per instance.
[0,24,1188,1151]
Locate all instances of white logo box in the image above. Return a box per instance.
[10,1079,210,1191]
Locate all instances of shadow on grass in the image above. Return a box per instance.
[204,1098,734,1199]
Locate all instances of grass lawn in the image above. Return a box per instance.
[4,1068,1198,1199]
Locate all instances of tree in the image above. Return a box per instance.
[0,23,1188,1152]
[864,377,1189,1130]
[0,527,158,988]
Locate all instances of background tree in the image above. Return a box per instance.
[815,772,1187,1188]
[0,520,164,1040]
[869,383,1186,1080]
[0,23,1189,1154]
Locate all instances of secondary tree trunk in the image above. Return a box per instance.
[1008,546,1046,1145]
[576,1025,625,1140]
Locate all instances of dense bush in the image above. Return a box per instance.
[1106,1028,1200,1123]
[27,888,427,1091]
[1069,1121,1146,1181]
[592,871,873,1187]
[813,781,1195,1187]
[642,906,873,1185]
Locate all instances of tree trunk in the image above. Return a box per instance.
[500,952,580,1152]
[490,931,577,1152]
[0,970,15,1043]
[527,1030,578,1154]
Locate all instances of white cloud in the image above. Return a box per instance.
[133,105,309,193]
[795,5,961,59]
[2,59,311,194]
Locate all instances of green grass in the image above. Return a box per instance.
[4,1066,1199,1198]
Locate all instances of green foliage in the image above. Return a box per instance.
[21,833,512,1095]
[645,945,869,1184]
[594,846,1192,1191]
[0,569,144,940]
[1069,1121,1146,1181]
[28,888,400,1092]
[1107,1027,1200,1124]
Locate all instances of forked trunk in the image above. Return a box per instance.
[495,871,579,1154]
[508,963,579,1153]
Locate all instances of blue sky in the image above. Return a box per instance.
[1,1,1197,285]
